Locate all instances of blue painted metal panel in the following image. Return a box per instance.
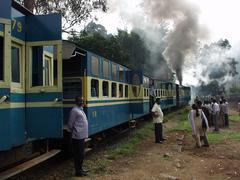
[161,97,175,109]
[26,13,61,41]
[143,101,150,114]
[26,92,62,102]
[11,7,26,41]
[63,103,132,136]
[0,88,10,95]
[0,0,11,19]
[0,109,11,150]
[63,107,72,125]
[10,93,25,102]
[0,24,4,32]
[87,104,131,135]
[26,107,63,138]
[10,108,26,146]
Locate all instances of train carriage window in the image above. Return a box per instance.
[43,51,53,86]
[125,85,128,97]
[125,69,129,82]
[119,84,123,97]
[155,90,158,97]
[103,60,109,78]
[119,66,124,81]
[32,45,56,87]
[11,45,21,83]
[91,79,99,97]
[91,56,99,76]
[102,81,109,97]
[144,88,147,97]
[0,36,4,81]
[112,64,117,81]
[112,82,117,97]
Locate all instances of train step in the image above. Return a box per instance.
[0,149,61,180]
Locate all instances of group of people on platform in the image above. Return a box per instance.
[66,93,231,176]
[150,95,230,148]
[189,97,229,148]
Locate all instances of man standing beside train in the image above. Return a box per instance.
[151,98,166,143]
[68,96,89,177]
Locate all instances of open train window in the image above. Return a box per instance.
[11,45,21,83]
[103,60,109,78]
[91,56,99,76]
[102,81,109,97]
[119,84,123,97]
[0,36,4,81]
[43,51,53,86]
[112,82,117,97]
[125,85,128,97]
[31,45,56,87]
[91,79,99,97]
[112,64,117,81]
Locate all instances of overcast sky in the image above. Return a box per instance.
[95,0,240,46]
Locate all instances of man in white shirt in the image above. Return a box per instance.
[151,98,165,143]
[68,96,88,177]
[212,99,220,132]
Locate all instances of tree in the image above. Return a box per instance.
[68,24,150,71]
[16,0,107,33]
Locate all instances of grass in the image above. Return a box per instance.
[228,132,240,141]
[207,131,240,144]
[84,108,240,175]
[107,123,153,159]
[208,132,226,144]
[167,107,192,132]
[84,122,154,175]
[229,115,240,122]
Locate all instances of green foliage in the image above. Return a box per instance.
[17,0,107,33]
[68,23,150,71]
[229,86,240,93]
[208,133,225,144]
[229,133,240,141]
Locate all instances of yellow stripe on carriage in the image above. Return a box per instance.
[63,99,150,108]
[0,102,62,109]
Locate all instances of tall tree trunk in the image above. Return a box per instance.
[24,0,35,12]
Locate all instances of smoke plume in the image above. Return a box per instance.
[143,0,207,84]
[188,39,239,88]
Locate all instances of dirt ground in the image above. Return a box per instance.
[74,109,240,180]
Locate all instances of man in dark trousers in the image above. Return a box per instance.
[68,96,88,177]
[151,98,165,143]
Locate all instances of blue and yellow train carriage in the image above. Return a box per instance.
[0,0,62,169]
[152,79,176,109]
[62,41,150,136]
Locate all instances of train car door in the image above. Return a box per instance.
[25,14,63,138]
